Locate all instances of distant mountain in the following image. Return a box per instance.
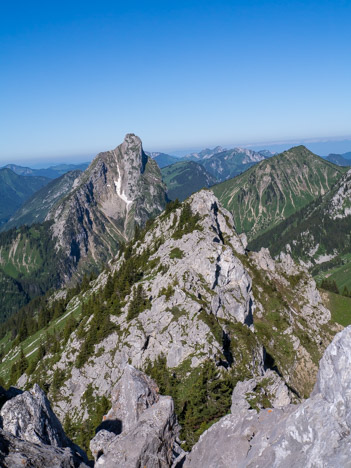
[161,161,217,201]
[46,133,167,276]
[0,223,65,321]
[341,151,351,160]
[0,169,50,227]
[249,168,351,291]
[2,162,89,179]
[325,153,351,166]
[184,146,226,161]
[200,147,267,182]
[0,134,168,320]
[258,149,276,158]
[146,152,179,168]
[3,170,82,231]
[211,146,347,240]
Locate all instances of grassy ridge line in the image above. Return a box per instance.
[211,146,346,240]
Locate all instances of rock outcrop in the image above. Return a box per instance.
[184,325,351,468]
[0,384,88,468]
[90,365,183,467]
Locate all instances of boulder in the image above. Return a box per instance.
[90,365,184,467]
[0,383,88,467]
[1,383,68,447]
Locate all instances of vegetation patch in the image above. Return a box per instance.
[170,247,184,259]
[172,203,203,240]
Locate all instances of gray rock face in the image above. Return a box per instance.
[184,325,351,468]
[1,383,68,447]
[0,384,88,468]
[104,364,159,433]
[90,365,183,467]
[0,430,89,468]
[47,133,167,274]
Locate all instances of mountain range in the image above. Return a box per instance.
[146,151,179,168]
[325,153,351,166]
[0,134,167,320]
[2,162,90,179]
[212,145,346,240]
[250,167,351,291]
[161,160,217,200]
[1,134,351,466]
[2,170,82,231]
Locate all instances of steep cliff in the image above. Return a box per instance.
[47,133,167,275]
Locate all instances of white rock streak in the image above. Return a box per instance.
[114,165,132,207]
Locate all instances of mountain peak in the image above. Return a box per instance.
[121,133,142,149]
[46,134,167,275]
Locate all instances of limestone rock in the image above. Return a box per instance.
[0,429,89,468]
[0,384,88,467]
[23,191,336,435]
[1,383,68,447]
[104,364,159,433]
[90,365,183,467]
[184,325,351,468]
[47,133,167,274]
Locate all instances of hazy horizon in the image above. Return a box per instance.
[1,135,351,169]
[1,1,350,164]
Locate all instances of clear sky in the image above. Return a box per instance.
[1,0,350,163]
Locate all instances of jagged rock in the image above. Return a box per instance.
[0,429,89,468]
[0,384,89,467]
[22,190,338,427]
[104,364,159,433]
[230,369,291,413]
[1,383,69,447]
[184,325,351,468]
[90,365,183,467]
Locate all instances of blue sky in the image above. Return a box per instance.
[1,0,350,164]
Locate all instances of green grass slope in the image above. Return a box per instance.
[249,169,351,291]
[0,169,50,227]
[212,146,346,240]
[3,170,82,231]
[0,223,66,322]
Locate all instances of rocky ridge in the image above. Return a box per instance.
[14,190,340,438]
[1,323,350,467]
